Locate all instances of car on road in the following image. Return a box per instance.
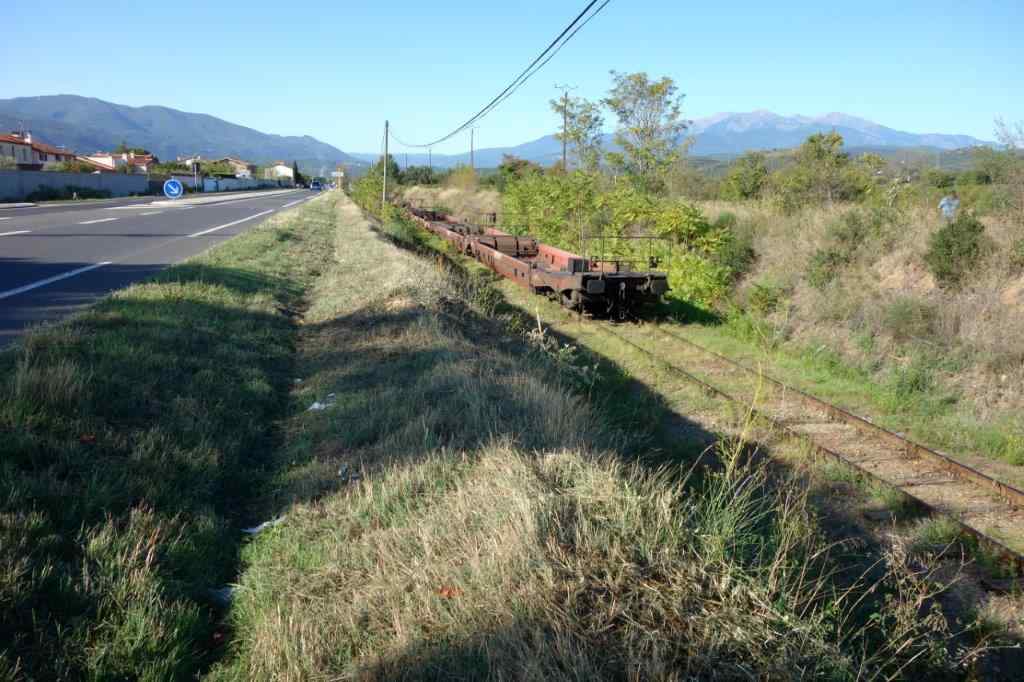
[309,179,322,191]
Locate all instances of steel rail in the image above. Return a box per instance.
[654,326,1024,510]
[599,324,1024,574]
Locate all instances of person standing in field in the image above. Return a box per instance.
[938,190,960,221]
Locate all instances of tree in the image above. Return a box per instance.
[54,159,99,174]
[602,71,689,193]
[795,132,849,204]
[994,117,1024,226]
[721,152,769,200]
[292,161,306,186]
[402,165,438,186]
[496,155,541,190]
[550,94,604,171]
[770,132,875,211]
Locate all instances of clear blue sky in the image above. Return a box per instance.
[1,0,1020,155]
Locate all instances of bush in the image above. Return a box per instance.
[1010,239,1024,273]
[747,282,783,315]
[711,215,757,282]
[924,212,986,288]
[807,247,847,289]
[924,168,957,189]
[881,298,938,342]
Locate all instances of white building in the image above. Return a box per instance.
[264,161,294,180]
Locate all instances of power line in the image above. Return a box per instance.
[389,0,611,149]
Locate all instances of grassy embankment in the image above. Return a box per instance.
[402,184,1024,478]
[0,196,336,679]
[208,195,995,680]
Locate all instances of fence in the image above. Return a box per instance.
[0,170,149,202]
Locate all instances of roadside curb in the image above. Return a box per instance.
[0,203,37,209]
[151,189,300,208]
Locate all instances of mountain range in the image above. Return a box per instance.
[0,95,992,173]
[354,111,991,168]
[0,95,361,171]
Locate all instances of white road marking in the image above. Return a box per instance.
[140,211,164,216]
[0,230,30,237]
[0,217,12,221]
[281,199,303,208]
[79,217,118,225]
[189,210,274,238]
[0,262,112,301]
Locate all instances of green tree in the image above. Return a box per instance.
[54,159,99,174]
[770,133,875,211]
[602,71,689,193]
[550,94,604,171]
[721,152,769,200]
[292,161,306,186]
[402,165,438,186]
[994,117,1024,226]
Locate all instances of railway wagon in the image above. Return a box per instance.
[405,205,668,317]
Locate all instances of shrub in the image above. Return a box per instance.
[881,297,938,342]
[1009,238,1024,273]
[445,165,477,191]
[720,152,769,200]
[924,168,957,189]
[923,212,986,288]
[747,282,783,315]
[711,216,757,282]
[807,247,847,289]
[887,356,937,405]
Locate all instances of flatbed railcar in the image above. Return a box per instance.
[404,205,669,318]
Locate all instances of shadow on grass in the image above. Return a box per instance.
[331,217,1024,679]
[0,261,301,679]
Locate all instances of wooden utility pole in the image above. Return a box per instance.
[405,152,408,169]
[470,128,475,170]
[428,148,432,173]
[382,120,389,208]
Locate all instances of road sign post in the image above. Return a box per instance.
[163,178,184,200]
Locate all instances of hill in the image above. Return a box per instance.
[0,95,362,170]
[355,111,991,168]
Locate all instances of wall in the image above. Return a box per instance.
[0,170,149,201]
[202,177,291,192]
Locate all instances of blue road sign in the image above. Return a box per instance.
[163,178,184,199]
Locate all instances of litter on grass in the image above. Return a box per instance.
[242,516,286,535]
[307,392,337,411]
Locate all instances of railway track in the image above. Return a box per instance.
[600,321,1024,575]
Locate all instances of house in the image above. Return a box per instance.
[0,134,34,168]
[82,151,158,174]
[177,155,255,178]
[216,157,256,178]
[264,161,294,180]
[2,131,76,169]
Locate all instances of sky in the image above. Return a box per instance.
[1,0,1021,155]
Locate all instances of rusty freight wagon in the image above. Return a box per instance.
[406,205,669,318]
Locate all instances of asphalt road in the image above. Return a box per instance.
[0,189,316,347]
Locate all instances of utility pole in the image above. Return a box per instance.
[382,120,389,208]
[428,148,432,173]
[405,152,408,170]
[470,128,475,170]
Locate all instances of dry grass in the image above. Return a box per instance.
[208,194,987,681]
[697,198,1024,419]
[403,185,502,223]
